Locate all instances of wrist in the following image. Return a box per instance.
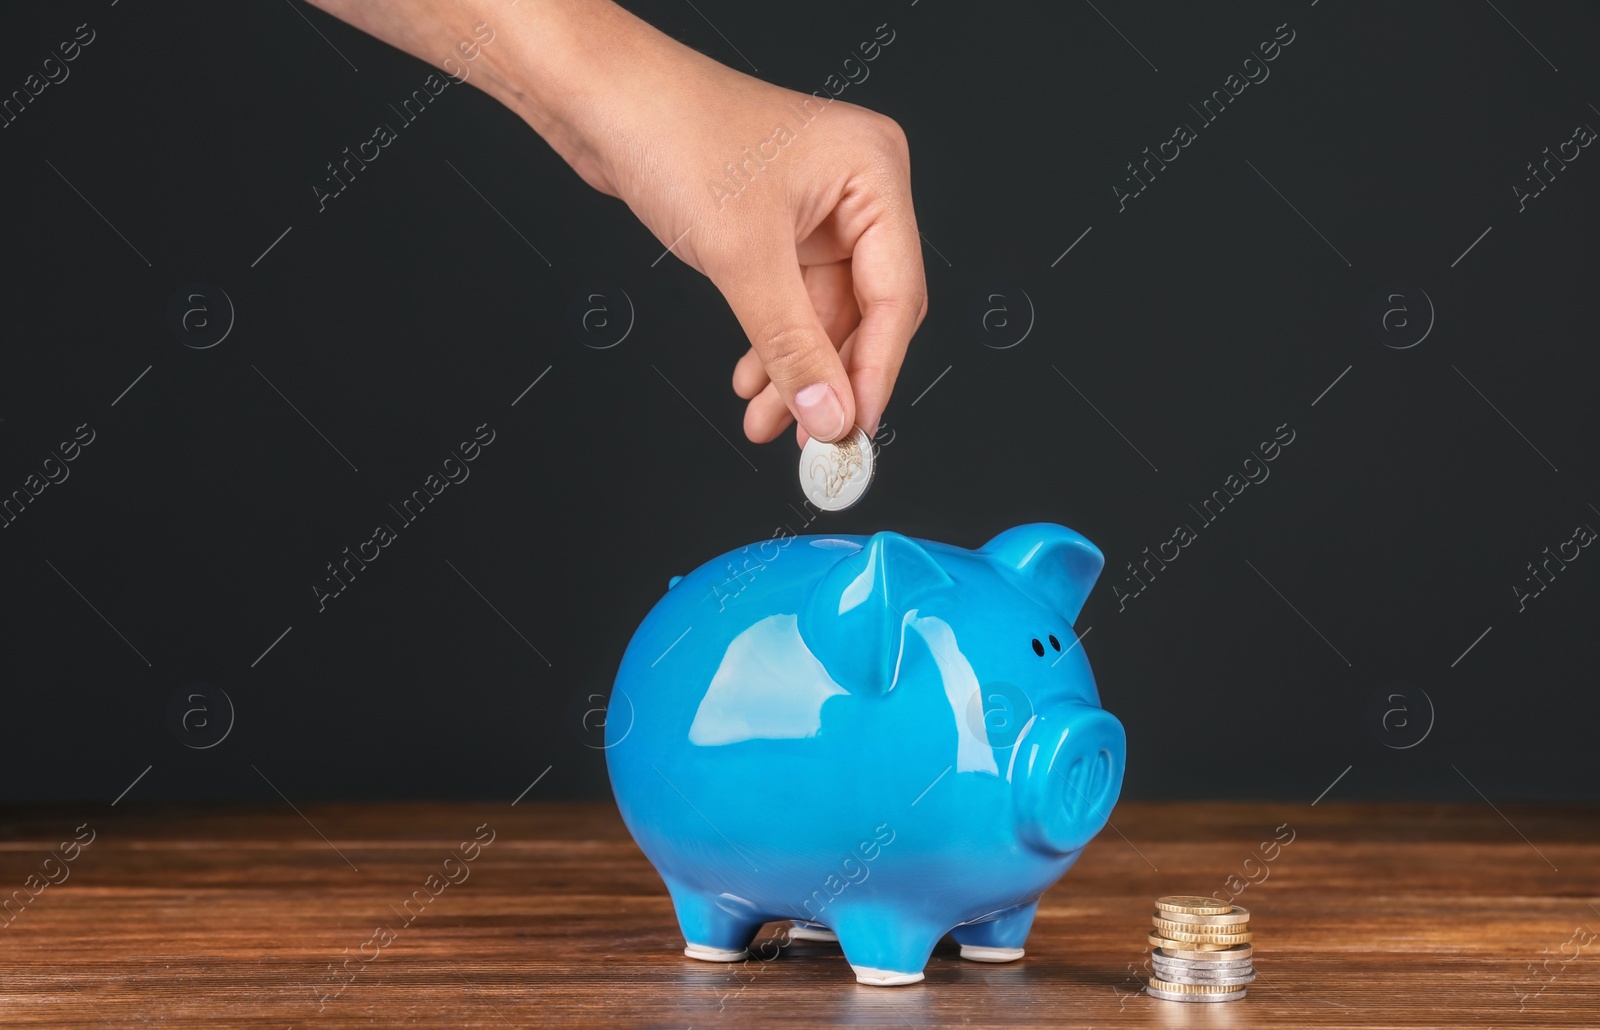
[477,0,691,196]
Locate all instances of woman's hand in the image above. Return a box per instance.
[565,23,929,447]
[310,0,928,446]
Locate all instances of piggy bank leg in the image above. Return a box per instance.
[830,906,944,986]
[950,900,1038,962]
[664,880,764,962]
[786,919,838,943]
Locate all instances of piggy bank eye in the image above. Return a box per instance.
[1049,634,1061,651]
[1030,638,1045,657]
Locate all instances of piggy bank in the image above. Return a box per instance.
[605,524,1125,986]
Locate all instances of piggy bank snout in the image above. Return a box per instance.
[1014,706,1126,856]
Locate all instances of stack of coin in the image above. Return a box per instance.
[1144,896,1254,1002]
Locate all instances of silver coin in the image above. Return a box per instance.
[1145,984,1247,1003]
[1152,953,1252,968]
[799,425,875,511]
[1152,953,1255,975]
[1152,949,1254,966]
[1149,967,1256,988]
[1153,942,1253,963]
[1152,962,1255,983]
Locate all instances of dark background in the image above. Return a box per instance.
[2,0,1596,806]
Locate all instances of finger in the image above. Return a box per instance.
[743,380,793,444]
[732,348,767,400]
[843,208,927,437]
[733,260,858,403]
[746,263,861,444]
[790,329,860,447]
[795,210,852,266]
[710,235,856,444]
[805,261,862,347]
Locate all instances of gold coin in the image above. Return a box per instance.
[1151,914,1249,935]
[1157,905,1249,927]
[1147,931,1233,952]
[1151,923,1253,945]
[1154,895,1234,916]
[1151,918,1253,944]
[1155,943,1253,962]
[1147,976,1244,994]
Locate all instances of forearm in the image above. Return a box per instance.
[303,0,701,194]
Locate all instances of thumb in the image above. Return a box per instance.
[712,242,855,443]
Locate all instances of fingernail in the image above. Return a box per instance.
[794,383,847,442]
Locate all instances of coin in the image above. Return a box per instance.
[799,425,875,511]
[1153,970,1255,987]
[1155,942,1253,963]
[1154,929,1252,947]
[1158,927,1254,940]
[1151,951,1254,974]
[1151,918,1253,944]
[1147,931,1232,952]
[1157,905,1250,927]
[1146,982,1248,1003]
[1152,958,1256,983]
[1147,977,1244,994]
[1154,896,1234,916]
[1145,927,1228,953]
[1153,970,1256,988]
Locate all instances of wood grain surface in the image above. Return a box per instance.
[1,801,1596,1028]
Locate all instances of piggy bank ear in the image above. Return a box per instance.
[801,532,953,694]
[980,523,1104,624]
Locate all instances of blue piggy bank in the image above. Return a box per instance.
[605,524,1125,986]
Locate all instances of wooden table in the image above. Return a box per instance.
[2,802,1596,1027]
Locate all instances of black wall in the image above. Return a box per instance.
[3,1,1597,805]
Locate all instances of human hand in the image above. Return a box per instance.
[308,0,927,446]
[497,2,929,447]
